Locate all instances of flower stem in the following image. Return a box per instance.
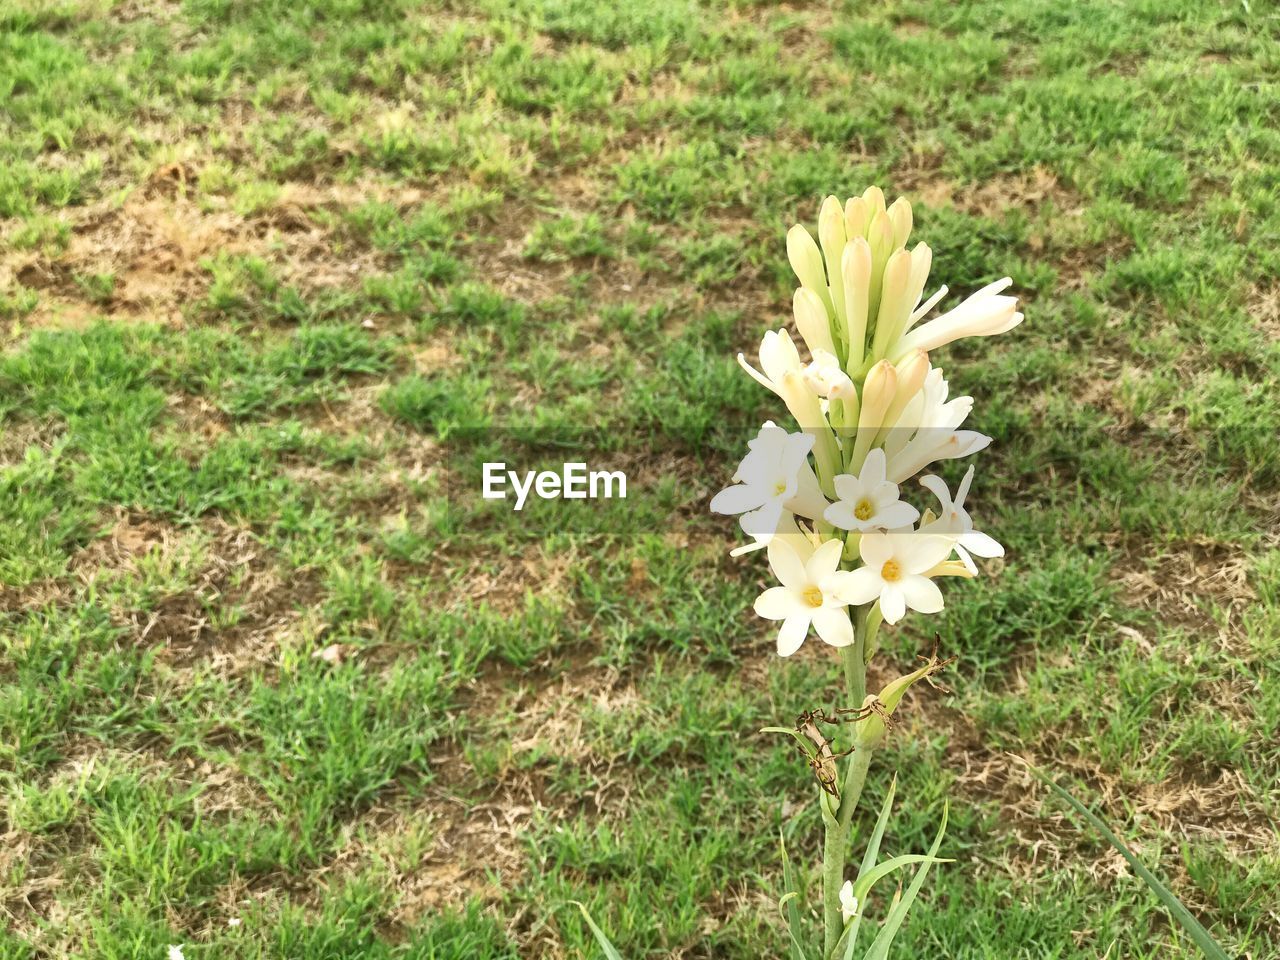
[822,613,873,959]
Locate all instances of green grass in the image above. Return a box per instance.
[1,0,1277,957]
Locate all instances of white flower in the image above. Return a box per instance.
[840,880,859,923]
[802,348,854,400]
[711,424,828,550]
[919,466,1004,573]
[168,948,185,960]
[823,449,920,533]
[842,531,954,624]
[754,538,860,656]
[736,328,802,397]
[882,367,990,483]
[729,509,815,558]
[891,277,1022,360]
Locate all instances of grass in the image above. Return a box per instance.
[1,0,1278,957]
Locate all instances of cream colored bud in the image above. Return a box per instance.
[860,359,897,429]
[876,349,930,443]
[888,196,913,249]
[866,211,896,322]
[843,196,868,240]
[841,238,872,373]
[870,248,913,362]
[793,287,835,357]
[850,359,896,472]
[818,196,846,257]
[786,224,827,299]
[819,196,848,325]
[779,369,841,480]
[907,243,932,315]
[862,185,886,221]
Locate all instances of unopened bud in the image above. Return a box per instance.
[819,196,848,324]
[787,224,831,313]
[843,195,868,240]
[793,287,835,357]
[841,238,872,373]
[888,196,913,249]
[850,359,896,471]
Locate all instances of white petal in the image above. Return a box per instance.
[858,532,894,566]
[902,534,955,574]
[831,567,882,605]
[832,473,862,502]
[823,501,859,531]
[959,529,1003,558]
[767,538,808,588]
[761,329,801,383]
[955,465,975,506]
[869,480,903,507]
[839,880,859,922]
[918,474,951,511]
[860,447,888,484]
[754,586,805,620]
[737,353,779,394]
[710,483,766,515]
[874,500,921,530]
[807,538,845,580]
[879,584,906,624]
[899,575,944,614]
[740,500,785,539]
[776,614,810,656]
[786,462,829,520]
[812,607,854,647]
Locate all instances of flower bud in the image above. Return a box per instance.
[787,224,832,314]
[818,196,848,325]
[793,287,835,357]
[862,185,886,221]
[866,210,896,323]
[860,359,897,429]
[850,359,896,471]
[841,238,871,373]
[778,370,841,494]
[869,248,913,362]
[908,243,932,308]
[843,195,868,240]
[888,196,913,249]
[876,349,930,443]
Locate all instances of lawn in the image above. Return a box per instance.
[1,0,1278,957]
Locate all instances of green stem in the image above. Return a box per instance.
[822,613,873,959]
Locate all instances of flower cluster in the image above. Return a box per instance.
[713,188,1021,655]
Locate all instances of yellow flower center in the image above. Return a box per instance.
[880,560,902,582]
[802,585,824,608]
[774,480,788,496]
[854,498,873,521]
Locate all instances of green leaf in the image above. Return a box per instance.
[780,830,812,960]
[568,901,625,960]
[837,775,898,960]
[853,854,954,904]
[863,801,949,960]
[1025,763,1232,960]
[856,774,898,884]
[761,725,815,755]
